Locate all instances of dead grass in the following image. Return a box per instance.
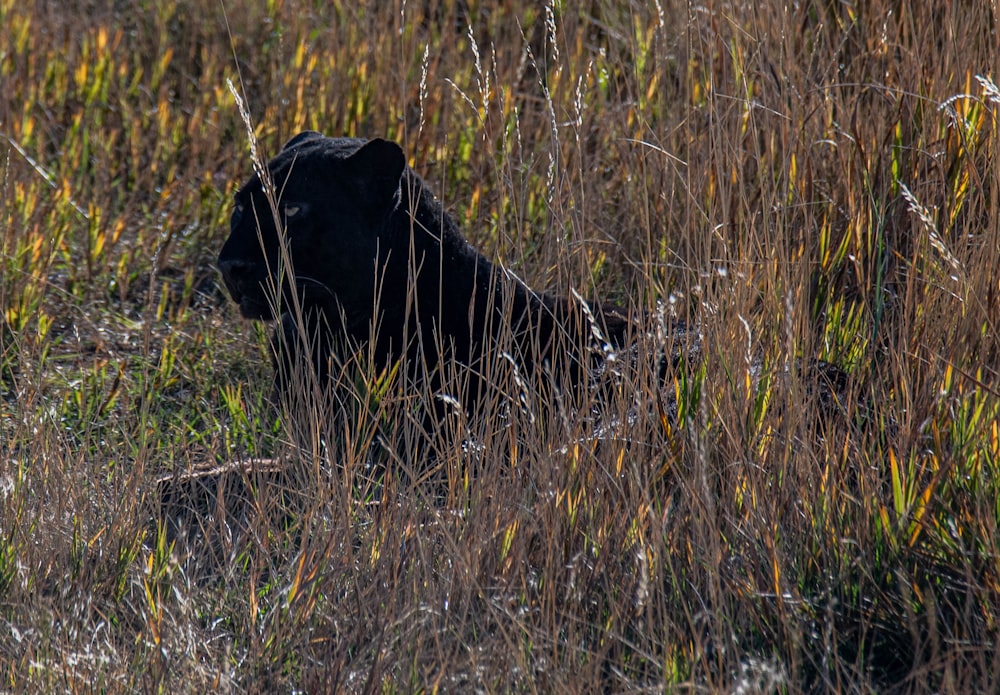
[1,0,998,692]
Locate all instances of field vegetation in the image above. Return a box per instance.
[1,0,998,691]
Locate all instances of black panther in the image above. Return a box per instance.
[217,132,647,423]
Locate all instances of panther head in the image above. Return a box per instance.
[217,132,406,332]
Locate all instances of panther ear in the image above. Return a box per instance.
[281,131,324,151]
[346,138,406,205]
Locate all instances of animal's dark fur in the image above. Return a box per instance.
[218,132,640,419]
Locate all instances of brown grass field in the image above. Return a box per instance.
[1,1,999,692]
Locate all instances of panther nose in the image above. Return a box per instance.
[218,257,253,284]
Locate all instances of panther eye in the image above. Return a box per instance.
[283,204,304,219]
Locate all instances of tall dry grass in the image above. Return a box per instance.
[1,0,998,691]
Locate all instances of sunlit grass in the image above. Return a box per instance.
[1,0,998,691]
